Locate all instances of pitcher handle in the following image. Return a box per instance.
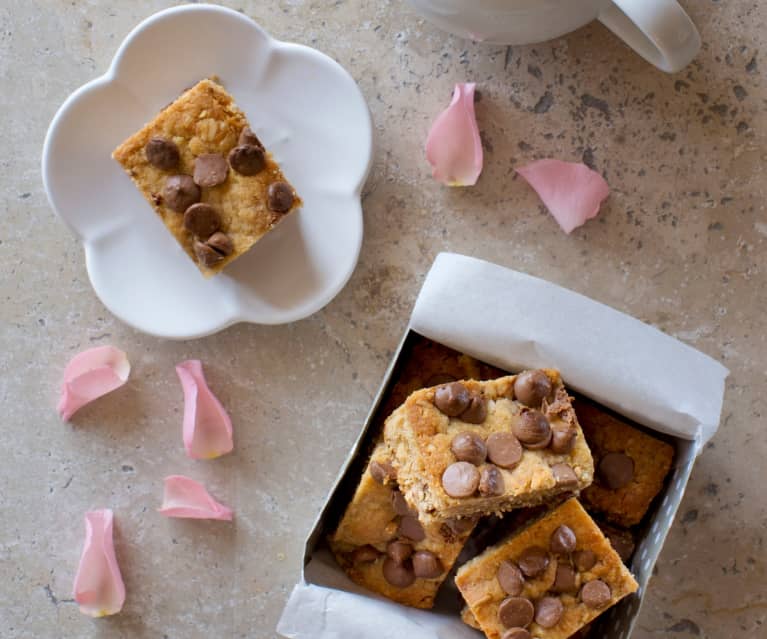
[599,0,701,73]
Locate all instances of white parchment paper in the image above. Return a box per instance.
[410,253,728,447]
[278,252,729,639]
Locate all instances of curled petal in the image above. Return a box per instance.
[57,346,130,421]
[516,159,610,234]
[72,509,125,617]
[158,475,233,520]
[176,360,233,459]
[425,83,483,186]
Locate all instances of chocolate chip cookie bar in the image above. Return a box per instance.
[329,442,477,609]
[455,499,638,639]
[383,371,594,522]
[575,399,674,527]
[112,78,301,277]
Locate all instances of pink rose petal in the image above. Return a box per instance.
[158,475,233,520]
[176,360,233,460]
[57,346,130,421]
[72,509,125,617]
[516,159,610,233]
[425,83,483,186]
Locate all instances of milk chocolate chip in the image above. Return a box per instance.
[206,232,233,256]
[498,596,535,629]
[479,464,505,497]
[580,580,612,608]
[550,525,577,554]
[534,596,564,628]
[513,370,552,407]
[163,175,201,212]
[145,136,179,170]
[551,463,579,488]
[398,515,426,542]
[434,382,471,417]
[573,550,597,571]
[460,394,487,424]
[351,544,380,564]
[193,153,229,188]
[412,550,443,578]
[486,432,523,469]
[382,557,415,588]
[228,144,266,176]
[598,452,635,489]
[552,562,577,593]
[370,459,396,484]
[267,181,295,213]
[238,126,264,149]
[501,630,531,639]
[391,490,412,517]
[513,410,552,449]
[451,432,487,465]
[441,461,480,498]
[517,547,550,578]
[386,540,413,564]
[183,203,221,238]
[193,239,225,267]
[550,425,576,454]
[497,560,525,596]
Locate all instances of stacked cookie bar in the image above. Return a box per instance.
[330,338,674,639]
[329,441,478,608]
[383,371,593,522]
[329,340,501,607]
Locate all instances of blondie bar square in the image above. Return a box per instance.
[329,442,477,609]
[384,371,594,522]
[575,399,674,527]
[112,78,301,277]
[455,499,638,639]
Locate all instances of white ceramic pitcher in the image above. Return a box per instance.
[406,0,700,72]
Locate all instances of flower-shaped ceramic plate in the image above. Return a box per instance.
[43,4,372,339]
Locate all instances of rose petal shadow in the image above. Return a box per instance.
[65,381,145,436]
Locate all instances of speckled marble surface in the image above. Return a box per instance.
[1,1,765,638]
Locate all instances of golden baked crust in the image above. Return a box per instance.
[455,499,638,639]
[461,605,481,630]
[575,399,674,527]
[384,372,594,521]
[329,442,476,609]
[112,78,301,277]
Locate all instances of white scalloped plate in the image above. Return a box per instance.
[42,4,372,339]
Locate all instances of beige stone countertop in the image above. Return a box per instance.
[1,1,764,637]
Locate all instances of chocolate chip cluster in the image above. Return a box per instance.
[436,371,579,500]
[495,524,613,638]
[347,459,448,589]
[145,127,295,267]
